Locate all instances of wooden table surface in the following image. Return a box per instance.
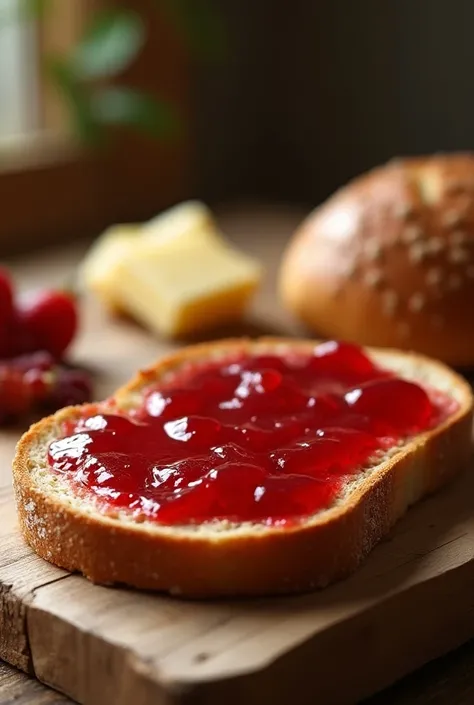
[2,205,474,705]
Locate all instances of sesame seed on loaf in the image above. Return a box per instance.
[12,338,474,598]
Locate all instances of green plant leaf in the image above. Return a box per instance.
[90,87,181,140]
[71,9,145,81]
[156,0,227,61]
[47,58,103,144]
[20,0,52,18]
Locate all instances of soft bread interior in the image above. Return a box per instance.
[17,341,471,541]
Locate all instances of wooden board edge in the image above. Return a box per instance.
[0,582,32,673]
[0,572,71,675]
[20,556,474,705]
[173,560,474,705]
[25,601,179,705]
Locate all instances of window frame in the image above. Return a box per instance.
[0,0,190,255]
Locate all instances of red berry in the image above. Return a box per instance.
[0,353,93,425]
[0,267,14,321]
[0,267,15,358]
[2,310,37,357]
[0,365,31,418]
[18,289,78,359]
[11,351,55,373]
[48,368,92,409]
[23,367,52,402]
[0,325,9,359]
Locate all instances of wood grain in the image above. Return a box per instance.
[0,661,69,704]
[2,208,474,705]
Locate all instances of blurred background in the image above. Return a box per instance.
[1,0,474,254]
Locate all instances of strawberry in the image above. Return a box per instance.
[18,289,78,359]
[0,267,14,357]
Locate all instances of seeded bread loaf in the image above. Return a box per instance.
[13,338,473,598]
[279,154,474,366]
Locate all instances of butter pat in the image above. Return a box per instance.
[80,224,138,311]
[80,200,263,338]
[142,200,218,247]
[115,238,262,338]
[80,201,217,307]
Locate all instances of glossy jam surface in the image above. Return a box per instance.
[48,342,455,526]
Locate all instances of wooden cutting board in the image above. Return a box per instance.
[2,220,474,705]
[2,448,474,705]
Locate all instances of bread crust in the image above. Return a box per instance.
[279,153,474,366]
[12,338,474,598]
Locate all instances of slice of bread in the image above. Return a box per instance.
[13,338,474,598]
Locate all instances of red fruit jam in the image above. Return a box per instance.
[47,341,456,526]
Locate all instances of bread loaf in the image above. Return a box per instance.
[279,154,474,366]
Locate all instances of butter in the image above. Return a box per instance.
[79,224,138,310]
[115,238,261,337]
[80,200,262,337]
[142,200,218,247]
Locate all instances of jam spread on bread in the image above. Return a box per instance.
[48,342,455,526]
